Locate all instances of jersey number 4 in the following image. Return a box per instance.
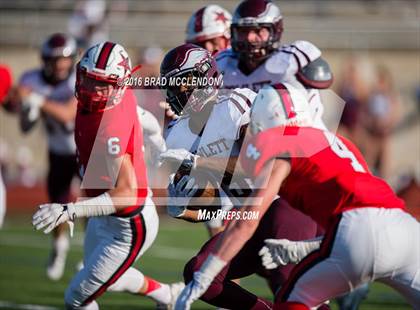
[324,132,365,173]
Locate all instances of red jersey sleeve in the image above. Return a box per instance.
[241,126,330,178]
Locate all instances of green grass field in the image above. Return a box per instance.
[0,213,411,310]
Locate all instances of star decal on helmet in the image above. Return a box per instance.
[118,54,130,72]
[215,11,228,24]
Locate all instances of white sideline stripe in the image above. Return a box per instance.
[0,234,195,261]
[0,301,58,310]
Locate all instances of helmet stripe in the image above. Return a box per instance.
[194,7,206,33]
[96,42,116,70]
[274,83,296,119]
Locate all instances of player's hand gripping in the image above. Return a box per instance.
[167,174,198,218]
[32,203,75,236]
[259,238,322,269]
[160,148,199,170]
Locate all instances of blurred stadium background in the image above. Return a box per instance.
[0,0,419,309]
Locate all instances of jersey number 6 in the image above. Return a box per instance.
[107,137,121,155]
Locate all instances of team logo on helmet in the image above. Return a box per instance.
[75,41,132,112]
[160,44,222,115]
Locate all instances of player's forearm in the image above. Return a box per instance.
[41,99,77,123]
[70,187,138,218]
[214,214,260,262]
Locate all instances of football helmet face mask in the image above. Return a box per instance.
[160,44,221,115]
[231,0,283,63]
[41,33,77,84]
[75,41,132,112]
[250,83,313,135]
[186,5,232,53]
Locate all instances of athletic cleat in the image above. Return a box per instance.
[156,282,185,310]
[46,249,67,281]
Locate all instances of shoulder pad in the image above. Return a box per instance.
[281,41,321,71]
[296,57,333,89]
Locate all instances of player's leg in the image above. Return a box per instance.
[108,200,185,307]
[183,202,305,309]
[373,209,420,309]
[274,211,374,309]
[256,198,319,294]
[65,214,147,308]
[46,152,77,281]
[184,230,273,310]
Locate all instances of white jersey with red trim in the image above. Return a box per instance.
[165,88,256,208]
[217,41,327,130]
[19,69,76,155]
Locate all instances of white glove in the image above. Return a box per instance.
[167,174,198,218]
[258,238,322,269]
[32,203,75,236]
[22,92,45,122]
[174,271,213,310]
[175,254,226,310]
[160,149,199,170]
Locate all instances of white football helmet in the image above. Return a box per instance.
[250,83,313,134]
[76,41,132,112]
[186,5,232,44]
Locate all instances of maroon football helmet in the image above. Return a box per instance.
[160,43,221,115]
[41,33,77,84]
[231,0,283,63]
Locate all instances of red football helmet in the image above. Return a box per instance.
[41,33,77,84]
[75,41,132,112]
[231,0,283,62]
[160,43,221,115]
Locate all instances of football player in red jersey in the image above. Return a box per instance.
[175,84,420,310]
[33,42,183,309]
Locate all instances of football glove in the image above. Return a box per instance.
[258,238,322,269]
[167,174,198,218]
[20,92,45,132]
[32,203,75,236]
[175,254,226,310]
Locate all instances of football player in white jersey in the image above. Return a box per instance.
[159,44,321,309]
[186,5,232,54]
[17,33,79,281]
[216,0,333,131]
[159,44,255,222]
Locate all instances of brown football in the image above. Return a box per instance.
[174,167,220,211]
